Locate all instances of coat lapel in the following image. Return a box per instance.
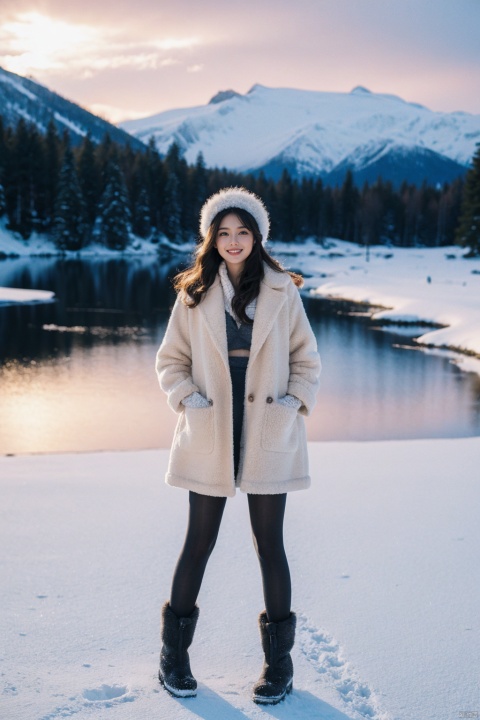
[197,264,289,373]
[249,281,287,368]
[197,278,229,372]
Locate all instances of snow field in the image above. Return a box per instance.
[120,84,480,174]
[277,239,480,368]
[1,440,479,719]
[0,287,55,304]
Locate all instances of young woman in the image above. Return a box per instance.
[155,186,321,705]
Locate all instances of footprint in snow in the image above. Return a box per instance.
[296,613,391,720]
[82,684,134,704]
[40,684,135,719]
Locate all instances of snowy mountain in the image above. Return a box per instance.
[120,84,480,186]
[0,65,143,149]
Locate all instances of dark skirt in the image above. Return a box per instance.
[229,355,248,479]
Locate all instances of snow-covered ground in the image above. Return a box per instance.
[277,239,480,373]
[0,287,55,304]
[1,440,478,720]
[0,217,191,259]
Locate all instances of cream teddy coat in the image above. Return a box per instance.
[155,261,321,497]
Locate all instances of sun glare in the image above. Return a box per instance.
[0,12,202,77]
[1,12,99,74]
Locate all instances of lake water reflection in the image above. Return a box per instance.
[0,256,479,454]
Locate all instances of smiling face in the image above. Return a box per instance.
[213,212,255,275]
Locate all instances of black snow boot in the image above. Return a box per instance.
[252,610,296,704]
[158,601,199,698]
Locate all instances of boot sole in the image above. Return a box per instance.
[252,678,293,705]
[158,670,197,698]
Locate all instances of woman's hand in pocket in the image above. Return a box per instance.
[277,394,302,410]
[181,391,211,408]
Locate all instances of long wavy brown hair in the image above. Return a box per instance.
[173,207,303,324]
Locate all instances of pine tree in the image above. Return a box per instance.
[53,146,87,250]
[96,133,115,196]
[443,178,464,245]
[189,152,207,233]
[27,123,48,232]
[145,136,164,230]
[77,134,99,232]
[162,171,181,242]
[0,121,6,218]
[456,144,480,256]
[43,118,61,227]
[340,170,359,242]
[8,119,45,239]
[0,116,5,165]
[165,142,182,175]
[358,181,382,251]
[132,186,151,238]
[8,119,30,236]
[277,169,296,242]
[164,142,189,238]
[0,117,7,218]
[311,178,325,243]
[96,160,131,250]
[0,179,6,217]
[298,177,317,238]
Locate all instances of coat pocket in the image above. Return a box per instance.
[261,400,299,453]
[176,405,215,455]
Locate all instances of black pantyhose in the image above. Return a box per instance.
[169,491,291,623]
[247,492,291,622]
[170,491,227,618]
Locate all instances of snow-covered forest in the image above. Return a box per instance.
[1,117,479,254]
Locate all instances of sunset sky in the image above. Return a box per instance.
[0,0,479,124]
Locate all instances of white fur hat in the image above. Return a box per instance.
[199,186,270,244]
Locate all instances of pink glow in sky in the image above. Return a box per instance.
[0,0,479,123]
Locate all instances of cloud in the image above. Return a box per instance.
[0,0,478,119]
[0,11,99,73]
[153,38,199,51]
[0,11,201,77]
[88,102,152,124]
[160,58,180,67]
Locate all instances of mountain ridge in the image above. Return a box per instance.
[120,84,479,186]
[0,65,144,149]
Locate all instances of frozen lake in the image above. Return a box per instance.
[0,254,479,454]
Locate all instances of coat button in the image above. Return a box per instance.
[248,394,254,402]
[208,399,213,406]
[266,396,273,403]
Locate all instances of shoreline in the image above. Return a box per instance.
[3,432,480,460]
[303,241,480,376]
[2,237,480,380]
[314,294,480,366]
